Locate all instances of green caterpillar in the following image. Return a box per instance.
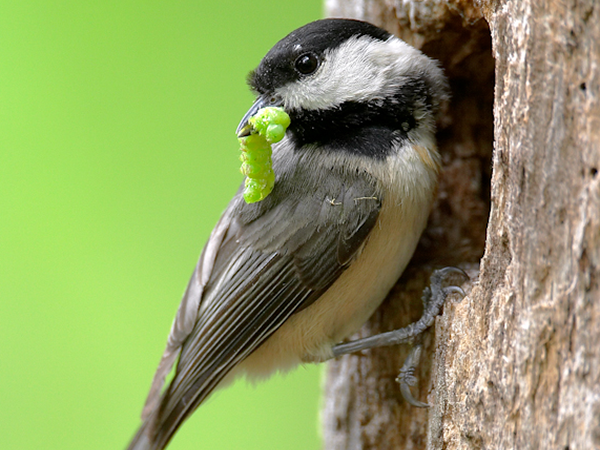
[238,107,291,204]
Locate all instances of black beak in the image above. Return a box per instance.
[236,96,284,137]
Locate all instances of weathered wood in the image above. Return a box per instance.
[322,1,600,449]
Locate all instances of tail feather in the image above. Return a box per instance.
[127,409,180,450]
[126,420,153,450]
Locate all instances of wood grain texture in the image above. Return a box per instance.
[322,1,600,449]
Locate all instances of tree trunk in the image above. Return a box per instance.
[322,1,600,449]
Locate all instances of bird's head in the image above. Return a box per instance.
[237,19,448,159]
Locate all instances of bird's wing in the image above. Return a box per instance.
[139,210,231,420]
[140,168,381,447]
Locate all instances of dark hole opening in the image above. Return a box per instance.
[413,16,494,267]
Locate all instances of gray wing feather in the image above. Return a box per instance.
[140,211,232,420]
[133,164,381,450]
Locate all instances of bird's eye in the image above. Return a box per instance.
[294,53,319,75]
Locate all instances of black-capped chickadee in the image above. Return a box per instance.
[128,18,453,450]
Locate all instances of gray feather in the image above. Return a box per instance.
[130,144,382,449]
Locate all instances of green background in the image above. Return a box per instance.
[0,1,325,449]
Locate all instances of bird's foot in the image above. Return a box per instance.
[331,267,468,406]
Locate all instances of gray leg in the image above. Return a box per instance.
[331,267,468,406]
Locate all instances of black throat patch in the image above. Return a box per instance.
[287,77,430,159]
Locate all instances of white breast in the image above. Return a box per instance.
[237,139,440,379]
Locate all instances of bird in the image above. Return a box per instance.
[127,18,451,450]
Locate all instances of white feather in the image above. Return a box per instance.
[276,35,444,111]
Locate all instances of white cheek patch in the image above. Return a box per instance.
[275,35,433,111]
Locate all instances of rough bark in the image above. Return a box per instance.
[322,1,600,449]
